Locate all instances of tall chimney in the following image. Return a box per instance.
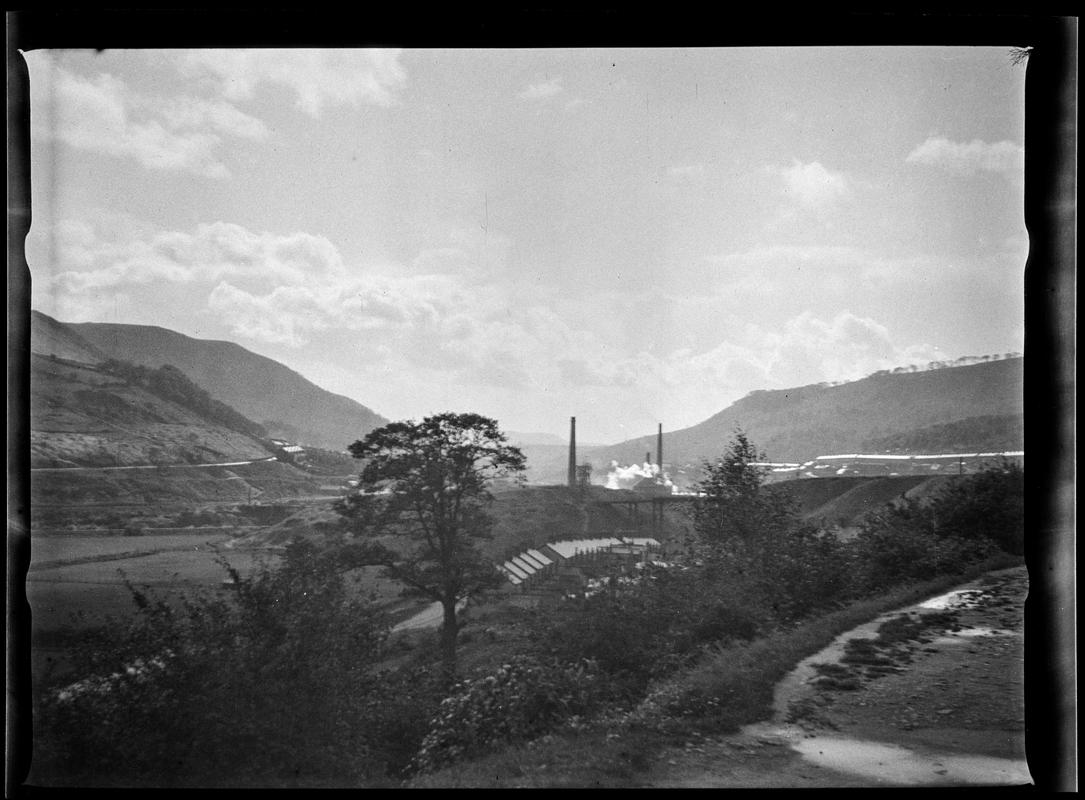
[657,423,663,474]
[568,417,577,488]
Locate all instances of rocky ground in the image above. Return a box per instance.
[643,565,1035,788]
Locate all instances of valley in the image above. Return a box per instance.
[15,312,1040,789]
[19,316,1027,668]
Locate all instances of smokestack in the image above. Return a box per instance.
[657,423,663,474]
[568,417,577,488]
[645,451,651,465]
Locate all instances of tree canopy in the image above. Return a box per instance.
[691,429,792,554]
[690,429,847,620]
[337,412,526,678]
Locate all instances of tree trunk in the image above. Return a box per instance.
[439,597,458,685]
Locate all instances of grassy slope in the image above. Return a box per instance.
[29,353,271,469]
[29,310,110,364]
[783,476,940,528]
[67,318,387,451]
[30,461,326,510]
[592,357,1024,468]
[28,350,335,521]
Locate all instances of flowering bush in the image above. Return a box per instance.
[411,655,601,773]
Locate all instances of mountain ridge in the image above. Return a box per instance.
[588,357,1024,475]
[31,312,389,451]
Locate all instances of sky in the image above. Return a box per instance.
[22,46,1028,444]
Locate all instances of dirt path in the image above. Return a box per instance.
[644,566,1033,788]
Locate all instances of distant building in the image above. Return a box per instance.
[274,443,306,464]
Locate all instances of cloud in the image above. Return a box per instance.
[557,358,613,386]
[703,244,870,299]
[207,276,450,347]
[753,311,923,385]
[41,219,348,299]
[180,49,407,115]
[410,226,513,282]
[34,214,552,389]
[777,159,850,209]
[468,350,532,390]
[27,53,267,178]
[905,136,1024,176]
[518,77,563,100]
[560,311,945,430]
[666,164,705,179]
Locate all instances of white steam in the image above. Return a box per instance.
[605,460,674,491]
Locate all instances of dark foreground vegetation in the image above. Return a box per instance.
[27,430,1025,788]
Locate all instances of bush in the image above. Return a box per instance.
[690,601,761,645]
[359,665,447,780]
[850,464,1011,590]
[411,655,603,774]
[527,567,764,702]
[929,459,1024,555]
[33,537,396,787]
[688,430,855,623]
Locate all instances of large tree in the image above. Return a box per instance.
[337,412,526,679]
[691,429,789,558]
[690,429,846,620]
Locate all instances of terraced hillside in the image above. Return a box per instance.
[29,353,271,469]
[26,352,333,529]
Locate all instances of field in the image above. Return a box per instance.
[23,524,421,689]
[26,535,274,631]
[30,532,238,565]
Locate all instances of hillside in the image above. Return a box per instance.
[33,313,388,451]
[858,414,1023,454]
[29,353,272,469]
[28,310,110,364]
[27,351,336,526]
[770,475,954,531]
[592,358,1024,472]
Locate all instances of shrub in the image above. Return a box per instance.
[688,430,856,623]
[359,665,447,779]
[853,495,1000,592]
[929,459,1024,555]
[411,655,602,774]
[690,602,761,645]
[527,581,677,700]
[33,537,396,787]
